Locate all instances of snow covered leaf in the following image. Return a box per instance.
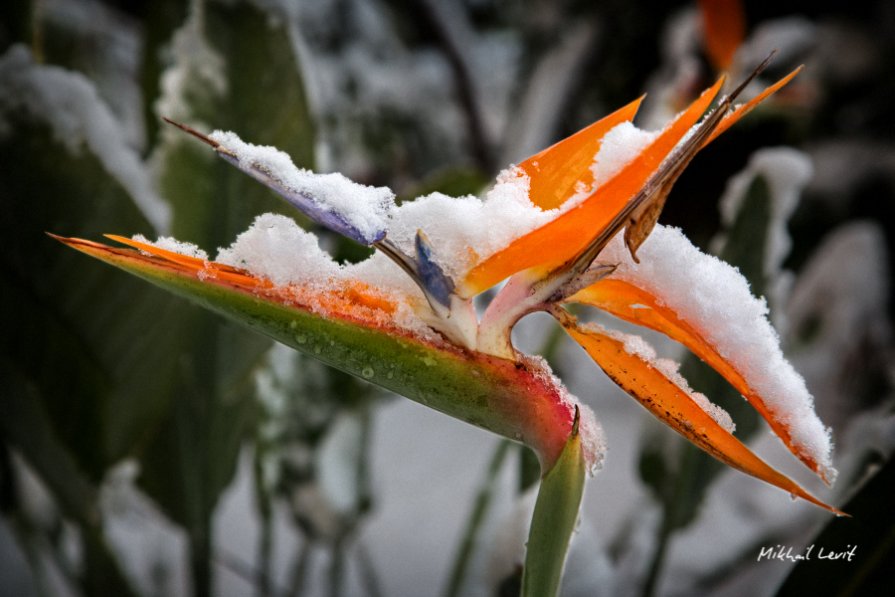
[0,46,185,476]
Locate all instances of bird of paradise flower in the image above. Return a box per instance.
[54,56,843,596]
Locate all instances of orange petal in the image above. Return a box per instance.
[460,77,725,297]
[698,0,746,71]
[57,235,398,323]
[561,320,843,515]
[569,278,832,483]
[704,66,803,146]
[519,97,644,210]
[105,234,269,289]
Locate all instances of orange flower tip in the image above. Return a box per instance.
[518,95,646,210]
[47,233,102,252]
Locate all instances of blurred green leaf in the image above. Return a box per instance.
[0,116,159,597]
[0,118,187,480]
[137,3,317,593]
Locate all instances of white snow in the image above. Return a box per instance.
[212,214,435,339]
[0,45,170,232]
[385,169,553,279]
[589,122,659,189]
[200,116,671,291]
[215,213,340,286]
[132,234,209,261]
[208,130,395,242]
[153,1,227,128]
[599,225,836,480]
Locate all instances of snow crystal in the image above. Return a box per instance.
[589,121,660,189]
[132,234,208,261]
[0,45,170,232]
[344,251,424,299]
[208,130,395,243]
[600,225,835,479]
[216,213,340,287]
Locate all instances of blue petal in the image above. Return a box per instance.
[217,153,388,245]
[415,231,455,308]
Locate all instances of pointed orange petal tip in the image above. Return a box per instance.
[54,233,407,329]
[705,66,803,145]
[104,234,208,269]
[559,318,843,515]
[519,96,645,210]
[461,79,724,297]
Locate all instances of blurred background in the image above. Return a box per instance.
[1,0,893,595]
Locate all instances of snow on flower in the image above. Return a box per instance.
[57,60,841,516]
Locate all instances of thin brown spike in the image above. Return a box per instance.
[161,117,220,148]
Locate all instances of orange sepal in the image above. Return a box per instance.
[104,234,268,289]
[569,278,832,483]
[54,235,399,326]
[460,77,725,297]
[561,320,843,515]
[519,97,644,210]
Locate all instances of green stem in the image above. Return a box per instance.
[253,448,273,597]
[521,411,586,597]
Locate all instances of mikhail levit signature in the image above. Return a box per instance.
[757,544,857,562]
